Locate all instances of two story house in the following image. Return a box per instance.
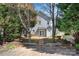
[31,11,53,37]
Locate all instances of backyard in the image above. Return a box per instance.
[0,40,76,56]
[0,3,79,56]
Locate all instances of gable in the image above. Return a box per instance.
[38,11,51,22]
[37,15,47,26]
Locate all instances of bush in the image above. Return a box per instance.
[74,32,79,44]
[6,34,20,42]
[0,34,3,45]
[65,32,70,35]
[62,39,70,44]
[75,44,79,49]
[0,34,3,41]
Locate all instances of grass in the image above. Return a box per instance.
[6,43,16,49]
[0,42,16,53]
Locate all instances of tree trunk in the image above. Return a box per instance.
[27,9,31,43]
[51,3,56,42]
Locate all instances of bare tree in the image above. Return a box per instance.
[41,3,56,41]
[51,3,55,41]
[18,4,30,42]
[18,4,36,42]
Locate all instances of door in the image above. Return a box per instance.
[39,30,46,37]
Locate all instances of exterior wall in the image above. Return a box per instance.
[31,15,47,34]
[31,15,52,37]
[37,15,48,28]
[46,20,52,37]
[47,29,52,37]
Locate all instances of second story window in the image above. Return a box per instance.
[39,21,41,24]
[47,22,49,25]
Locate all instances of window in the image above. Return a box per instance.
[47,22,49,25]
[33,30,35,32]
[40,31,42,36]
[39,30,45,36]
[39,21,41,24]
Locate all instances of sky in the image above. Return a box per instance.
[33,3,42,11]
[33,3,58,17]
[33,3,51,17]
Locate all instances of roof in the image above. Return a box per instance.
[38,11,51,22]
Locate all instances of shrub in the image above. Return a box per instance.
[0,34,3,41]
[62,39,70,44]
[73,32,79,44]
[75,44,79,49]
[6,34,20,42]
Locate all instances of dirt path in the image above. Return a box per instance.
[0,47,66,56]
[0,42,76,56]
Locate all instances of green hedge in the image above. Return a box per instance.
[0,34,3,41]
[6,33,20,42]
[75,44,79,49]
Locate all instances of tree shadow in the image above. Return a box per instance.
[19,38,76,56]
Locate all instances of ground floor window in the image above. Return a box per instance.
[37,29,46,37]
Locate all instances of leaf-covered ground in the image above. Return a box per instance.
[0,42,76,56]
